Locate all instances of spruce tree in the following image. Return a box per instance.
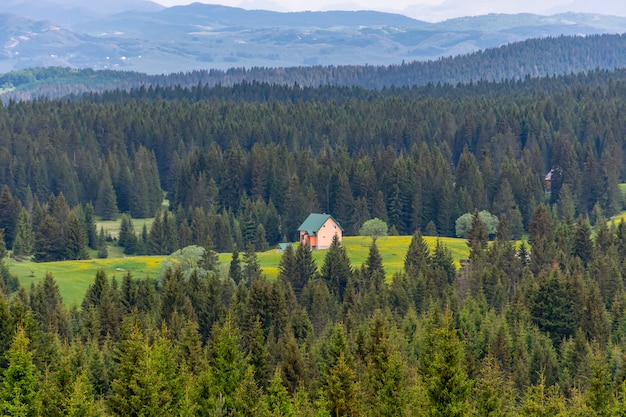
[94,172,118,221]
[292,242,316,300]
[229,245,243,285]
[243,243,262,285]
[0,327,41,417]
[12,207,34,258]
[278,244,297,287]
[420,309,472,417]
[64,212,90,260]
[199,235,219,272]
[84,202,98,250]
[404,230,430,277]
[320,235,352,301]
[365,239,384,279]
[97,227,108,259]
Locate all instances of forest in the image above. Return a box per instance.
[4,32,626,100]
[1,59,626,414]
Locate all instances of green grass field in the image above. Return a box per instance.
[8,235,470,305]
[96,217,154,239]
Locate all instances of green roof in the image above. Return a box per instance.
[297,213,343,236]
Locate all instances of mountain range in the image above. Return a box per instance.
[1,1,626,74]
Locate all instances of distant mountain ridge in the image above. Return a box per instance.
[3,32,626,101]
[0,2,625,74]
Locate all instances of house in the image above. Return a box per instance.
[544,169,554,191]
[297,213,343,250]
[544,167,562,191]
[276,242,293,253]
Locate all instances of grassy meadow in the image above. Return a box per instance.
[96,217,154,239]
[7,235,470,305]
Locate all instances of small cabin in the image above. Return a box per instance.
[297,213,343,250]
[276,243,293,253]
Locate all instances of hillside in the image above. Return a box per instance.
[3,32,626,100]
[0,3,625,75]
[6,235,470,304]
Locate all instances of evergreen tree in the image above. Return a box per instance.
[64,212,90,260]
[108,324,182,416]
[292,242,317,300]
[365,239,384,279]
[404,230,430,277]
[571,215,593,267]
[147,209,164,255]
[65,370,103,417]
[229,245,243,285]
[0,327,41,417]
[12,207,34,258]
[117,214,138,254]
[97,226,108,259]
[420,309,472,417]
[94,171,118,221]
[467,209,488,260]
[266,368,296,417]
[243,243,262,285]
[0,185,19,250]
[278,244,297,286]
[84,202,98,250]
[199,234,219,272]
[34,214,64,262]
[320,235,352,301]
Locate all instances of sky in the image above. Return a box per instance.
[152,0,626,22]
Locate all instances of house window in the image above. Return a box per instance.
[333,225,336,230]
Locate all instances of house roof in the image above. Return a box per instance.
[277,243,293,251]
[297,213,343,235]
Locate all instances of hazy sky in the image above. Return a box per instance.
[152,0,626,21]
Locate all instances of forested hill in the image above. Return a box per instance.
[3,33,626,100]
[4,33,626,417]
[0,65,625,259]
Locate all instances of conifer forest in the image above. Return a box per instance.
[3,51,626,415]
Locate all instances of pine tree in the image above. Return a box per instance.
[97,226,108,259]
[365,239,384,279]
[324,351,361,417]
[364,310,406,417]
[278,244,297,286]
[229,245,243,285]
[199,235,219,272]
[64,370,102,417]
[467,209,488,260]
[292,242,317,299]
[320,235,352,301]
[108,324,182,416]
[243,243,262,285]
[94,171,118,221]
[419,308,472,417]
[266,368,296,417]
[571,215,593,267]
[84,202,98,250]
[12,207,34,258]
[147,209,164,255]
[34,214,64,262]
[0,327,41,417]
[404,230,430,277]
[0,185,18,250]
[64,212,90,260]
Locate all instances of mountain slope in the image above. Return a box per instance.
[0,4,626,74]
[3,33,626,100]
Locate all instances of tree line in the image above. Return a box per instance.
[4,33,626,100]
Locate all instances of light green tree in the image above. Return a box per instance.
[0,327,41,417]
[359,218,388,241]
